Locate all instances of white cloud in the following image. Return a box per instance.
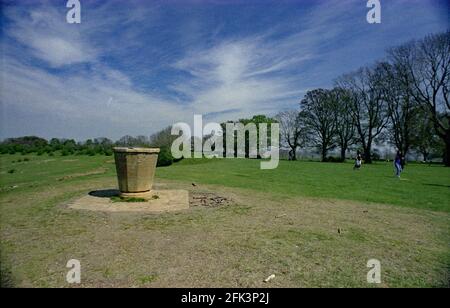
[0,1,362,139]
[6,6,96,67]
[0,56,189,139]
[171,35,314,122]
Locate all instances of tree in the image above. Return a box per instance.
[332,88,356,161]
[377,61,416,157]
[0,136,48,154]
[300,89,338,162]
[411,109,445,161]
[94,137,113,146]
[337,66,389,163]
[221,115,277,158]
[150,126,176,148]
[116,135,137,147]
[388,31,450,166]
[275,110,307,160]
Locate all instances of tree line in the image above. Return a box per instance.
[276,30,449,165]
[1,31,448,166]
[0,133,178,167]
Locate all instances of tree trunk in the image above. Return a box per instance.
[322,147,328,162]
[340,147,347,161]
[364,146,372,164]
[444,137,450,167]
[291,147,297,161]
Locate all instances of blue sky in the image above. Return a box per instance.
[0,0,448,140]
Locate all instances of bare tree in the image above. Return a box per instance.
[300,89,338,162]
[388,31,450,166]
[276,110,307,160]
[150,126,176,148]
[331,88,356,161]
[377,61,416,157]
[337,66,389,163]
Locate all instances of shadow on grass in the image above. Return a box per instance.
[88,189,120,198]
[423,183,450,188]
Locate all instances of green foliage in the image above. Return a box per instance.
[157,147,173,167]
[0,136,117,157]
[221,115,278,158]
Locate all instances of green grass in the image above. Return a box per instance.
[0,154,449,288]
[110,196,147,203]
[0,154,116,189]
[157,158,450,212]
[2,154,448,212]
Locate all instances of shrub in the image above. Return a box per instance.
[157,147,173,167]
[7,169,15,174]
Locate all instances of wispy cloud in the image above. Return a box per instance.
[5,6,97,67]
[0,0,448,140]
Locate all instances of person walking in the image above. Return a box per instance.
[354,151,362,170]
[394,151,403,178]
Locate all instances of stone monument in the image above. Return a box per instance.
[113,147,160,199]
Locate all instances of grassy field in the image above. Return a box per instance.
[159,158,450,212]
[0,154,449,287]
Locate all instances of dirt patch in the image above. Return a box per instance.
[68,188,232,213]
[190,192,233,207]
[68,189,189,213]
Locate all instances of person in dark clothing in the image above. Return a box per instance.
[394,151,403,178]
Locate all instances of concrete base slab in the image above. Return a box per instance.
[119,191,154,199]
[69,189,189,213]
